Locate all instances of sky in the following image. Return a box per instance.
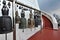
[38,0,60,13]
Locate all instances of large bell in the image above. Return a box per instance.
[0,15,12,34]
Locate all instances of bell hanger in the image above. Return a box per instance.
[17,5,18,7]
[3,0,6,5]
[8,2,11,8]
[21,9,25,13]
[18,5,23,9]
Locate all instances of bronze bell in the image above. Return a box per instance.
[19,10,26,32]
[0,15,12,34]
[15,11,20,23]
[28,10,34,31]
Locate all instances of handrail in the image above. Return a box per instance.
[15,2,40,11]
[7,0,13,2]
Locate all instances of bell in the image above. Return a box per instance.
[34,14,38,27]
[28,13,34,30]
[0,15,12,34]
[37,16,41,25]
[0,3,12,34]
[19,10,26,32]
[15,11,20,23]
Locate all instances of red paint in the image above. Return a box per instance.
[28,15,60,40]
[42,15,53,29]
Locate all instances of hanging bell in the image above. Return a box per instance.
[0,15,12,34]
[28,12,34,30]
[15,11,20,23]
[0,1,13,34]
[19,10,26,32]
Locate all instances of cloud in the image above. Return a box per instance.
[38,0,60,13]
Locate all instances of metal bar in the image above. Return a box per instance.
[5,33,7,40]
[7,0,13,2]
[15,1,40,11]
[12,0,16,40]
[7,0,40,11]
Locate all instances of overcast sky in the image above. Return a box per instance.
[38,0,60,13]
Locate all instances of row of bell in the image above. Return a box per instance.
[0,0,41,33]
[15,10,41,30]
